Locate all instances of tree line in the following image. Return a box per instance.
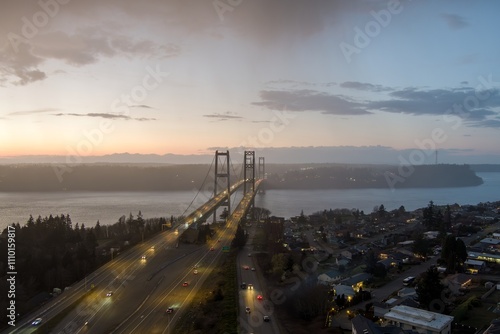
[0,212,174,320]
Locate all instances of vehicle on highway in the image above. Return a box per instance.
[210,247,215,251]
[251,267,255,271]
[248,253,251,257]
[166,307,174,314]
[263,315,270,322]
[182,282,189,287]
[257,295,263,300]
[243,265,250,270]
[245,307,251,314]
[241,282,247,289]
[247,283,253,289]
[141,255,146,260]
[106,291,113,297]
[218,239,221,242]
[32,318,42,326]
[194,269,198,274]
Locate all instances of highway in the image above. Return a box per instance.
[6,179,259,334]
[236,189,281,334]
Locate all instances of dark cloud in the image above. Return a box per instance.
[53,113,155,121]
[9,108,58,116]
[340,81,393,92]
[253,86,500,128]
[0,24,180,85]
[440,13,469,30]
[252,89,371,115]
[203,112,243,121]
[130,105,154,109]
[366,87,500,126]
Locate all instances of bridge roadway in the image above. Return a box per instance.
[5,179,260,334]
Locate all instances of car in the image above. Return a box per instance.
[210,247,215,251]
[247,283,253,290]
[257,295,263,300]
[241,282,247,289]
[106,291,113,297]
[243,265,250,270]
[194,269,198,275]
[218,239,221,242]
[251,267,255,271]
[248,253,251,257]
[141,255,146,260]
[263,315,270,322]
[32,318,42,326]
[245,307,251,314]
[182,282,189,287]
[166,307,174,314]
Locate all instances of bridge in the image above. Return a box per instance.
[6,150,272,334]
[177,150,265,240]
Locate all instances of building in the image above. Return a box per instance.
[317,270,342,285]
[352,314,418,334]
[384,305,454,334]
[464,259,486,274]
[340,273,372,292]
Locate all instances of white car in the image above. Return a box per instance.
[106,291,113,297]
[32,318,42,325]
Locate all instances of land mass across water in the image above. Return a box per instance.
[0,163,485,191]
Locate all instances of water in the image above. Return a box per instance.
[1,173,499,231]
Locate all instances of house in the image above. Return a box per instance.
[398,287,417,298]
[377,258,396,270]
[373,297,419,318]
[464,259,486,274]
[332,284,355,300]
[340,273,372,292]
[444,273,472,290]
[484,319,500,334]
[352,314,416,334]
[384,305,454,334]
[317,270,342,285]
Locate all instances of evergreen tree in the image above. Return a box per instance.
[416,267,445,310]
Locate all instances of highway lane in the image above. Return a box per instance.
[237,227,280,334]
[5,181,260,334]
[8,228,180,334]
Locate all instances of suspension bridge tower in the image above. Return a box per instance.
[213,150,230,224]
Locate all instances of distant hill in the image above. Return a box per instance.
[263,164,483,190]
[470,164,500,172]
[0,163,483,191]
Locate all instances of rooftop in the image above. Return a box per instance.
[384,305,454,331]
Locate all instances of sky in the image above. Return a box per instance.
[1,0,500,164]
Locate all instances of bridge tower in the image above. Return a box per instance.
[258,157,265,179]
[243,151,255,220]
[213,150,230,224]
[243,151,255,195]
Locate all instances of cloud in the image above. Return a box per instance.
[53,112,155,121]
[9,108,59,116]
[130,105,154,109]
[340,81,393,92]
[366,87,500,126]
[252,89,371,115]
[253,85,500,128]
[440,13,469,30]
[203,112,243,121]
[0,24,180,85]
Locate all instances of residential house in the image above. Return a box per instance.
[317,270,342,285]
[340,273,372,292]
[384,305,454,334]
